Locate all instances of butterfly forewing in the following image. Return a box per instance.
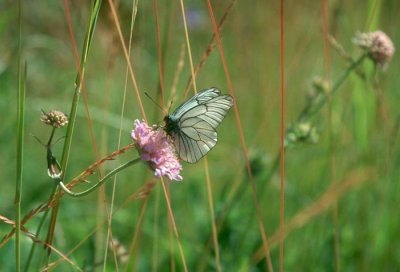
[166,88,233,163]
[201,96,234,127]
[172,88,221,118]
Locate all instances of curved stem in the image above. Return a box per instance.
[59,158,141,197]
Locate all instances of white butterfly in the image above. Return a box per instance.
[164,87,234,163]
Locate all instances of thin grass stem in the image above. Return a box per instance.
[279,1,285,270]
[160,179,188,272]
[15,1,23,270]
[178,0,197,93]
[122,197,149,271]
[205,1,274,270]
[45,0,103,255]
[321,2,341,270]
[203,158,221,272]
[15,51,26,272]
[24,184,57,272]
[151,184,161,272]
[107,0,147,121]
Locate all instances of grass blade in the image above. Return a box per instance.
[15,64,27,271]
[45,0,103,256]
[15,0,25,269]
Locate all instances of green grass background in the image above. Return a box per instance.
[1,0,400,271]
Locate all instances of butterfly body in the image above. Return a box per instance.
[164,87,233,163]
[164,115,180,135]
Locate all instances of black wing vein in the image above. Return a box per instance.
[169,88,233,163]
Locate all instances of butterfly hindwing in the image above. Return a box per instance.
[165,87,233,163]
[177,118,217,163]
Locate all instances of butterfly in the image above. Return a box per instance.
[164,87,234,163]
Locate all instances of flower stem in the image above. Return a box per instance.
[47,127,56,147]
[58,158,141,197]
[298,53,368,122]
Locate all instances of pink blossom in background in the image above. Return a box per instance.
[131,119,183,181]
[353,30,395,68]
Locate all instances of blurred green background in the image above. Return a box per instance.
[1,0,400,271]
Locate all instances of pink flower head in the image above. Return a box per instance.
[353,30,395,68]
[131,119,183,181]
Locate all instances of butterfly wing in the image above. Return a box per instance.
[171,87,222,119]
[169,88,233,163]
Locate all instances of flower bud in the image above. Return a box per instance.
[41,110,69,128]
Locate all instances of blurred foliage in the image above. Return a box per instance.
[1,0,400,271]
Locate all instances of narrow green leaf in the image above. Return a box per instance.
[15,0,25,270]
[15,62,27,272]
[45,0,103,258]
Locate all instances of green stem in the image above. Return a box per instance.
[45,0,102,256]
[15,57,26,272]
[23,184,57,272]
[47,127,56,147]
[298,53,368,122]
[59,158,141,197]
[60,0,102,182]
[14,0,24,270]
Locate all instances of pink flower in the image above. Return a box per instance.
[131,119,183,181]
[353,30,395,68]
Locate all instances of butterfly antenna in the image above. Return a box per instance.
[145,92,168,115]
[167,99,174,114]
